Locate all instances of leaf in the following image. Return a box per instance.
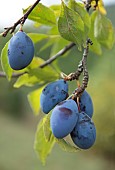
[43,113,52,142]
[1,42,13,81]
[48,26,59,35]
[34,118,55,164]
[14,57,59,88]
[69,0,91,36]
[23,3,56,26]
[88,11,102,55]
[27,57,45,69]
[28,66,59,82]
[14,73,40,88]
[27,33,48,44]
[58,1,85,50]
[94,12,115,49]
[38,35,61,54]
[28,87,44,115]
[55,138,79,152]
[91,0,106,15]
[50,5,61,17]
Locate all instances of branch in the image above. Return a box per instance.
[1,0,41,37]
[73,38,92,97]
[0,42,75,78]
[67,39,92,100]
[0,71,24,78]
[39,42,75,68]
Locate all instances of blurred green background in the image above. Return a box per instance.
[0,5,115,170]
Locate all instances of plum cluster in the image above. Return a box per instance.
[40,79,96,150]
[8,30,34,70]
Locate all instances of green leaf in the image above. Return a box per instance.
[88,11,102,55]
[34,118,55,164]
[58,1,85,50]
[28,87,44,115]
[23,3,56,26]
[69,0,91,36]
[94,12,115,49]
[1,42,13,81]
[55,138,79,152]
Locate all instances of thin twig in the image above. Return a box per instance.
[0,71,24,78]
[72,38,92,98]
[39,42,75,68]
[67,38,92,101]
[2,0,41,37]
[0,42,75,78]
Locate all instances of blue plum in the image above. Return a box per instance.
[8,31,34,70]
[40,79,68,114]
[73,89,93,118]
[71,112,96,149]
[50,99,79,138]
[79,91,93,118]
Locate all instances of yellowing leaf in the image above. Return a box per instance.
[27,57,45,69]
[50,5,61,17]
[91,0,106,15]
[43,113,52,142]
[14,57,59,88]
[13,73,40,88]
[28,87,44,115]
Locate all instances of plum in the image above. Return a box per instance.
[79,90,94,118]
[40,79,68,114]
[71,112,96,149]
[50,99,79,138]
[8,31,34,70]
[73,89,93,118]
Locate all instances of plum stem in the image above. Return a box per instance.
[1,0,41,37]
[73,39,93,98]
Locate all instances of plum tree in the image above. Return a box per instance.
[71,112,96,149]
[50,99,79,138]
[40,79,68,114]
[8,31,34,70]
[0,0,114,164]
